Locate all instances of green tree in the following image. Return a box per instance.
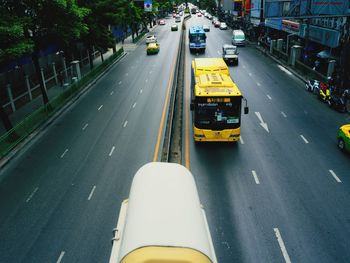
[0,4,34,131]
[2,0,88,106]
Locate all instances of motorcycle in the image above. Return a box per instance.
[305,79,320,94]
[328,89,349,113]
[318,81,331,103]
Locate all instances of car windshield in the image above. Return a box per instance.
[190,34,206,43]
[194,99,242,129]
[225,49,236,55]
[235,34,245,40]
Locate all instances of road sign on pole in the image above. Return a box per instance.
[144,0,152,12]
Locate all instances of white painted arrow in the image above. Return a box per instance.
[255,112,269,133]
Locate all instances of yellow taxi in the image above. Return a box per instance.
[337,124,350,152]
[146,43,159,55]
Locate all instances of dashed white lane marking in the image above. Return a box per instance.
[257,82,261,87]
[125,73,128,76]
[56,251,65,263]
[300,135,309,144]
[217,51,221,55]
[281,112,287,118]
[123,121,128,128]
[329,169,342,183]
[274,228,292,263]
[118,81,122,85]
[98,105,103,111]
[248,72,252,77]
[82,123,88,130]
[26,187,39,203]
[132,102,137,108]
[109,146,115,156]
[88,186,96,200]
[240,136,244,144]
[243,65,246,69]
[60,149,68,158]
[252,170,260,184]
[146,79,148,83]
[140,89,143,94]
[278,65,293,76]
[150,70,153,74]
[267,95,272,100]
[110,91,114,95]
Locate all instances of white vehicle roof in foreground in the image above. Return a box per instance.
[114,162,217,263]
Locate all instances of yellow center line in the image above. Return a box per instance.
[152,38,180,162]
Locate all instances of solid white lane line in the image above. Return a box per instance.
[82,123,88,130]
[123,121,128,128]
[98,105,103,111]
[240,136,244,144]
[26,187,39,203]
[132,102,137,108]
[281,112,287,118]
[109,146,115,156]
[140,89,143,94]
[274,228,292,263]
[56,251,65,263]
[252,170,260,184]
[118,81,122,85]
[60,149,68,158]
[300,135,309,144]
[110,91,114,95]
[329,170,342,183]
[88,186,96,201]
[267,95,272,100]
[278,65,293,76]
[257,82,261,87]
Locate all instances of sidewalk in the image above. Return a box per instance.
[0,26,154,136]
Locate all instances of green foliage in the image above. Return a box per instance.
[0,7,33,65]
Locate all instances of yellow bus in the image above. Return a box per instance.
[190,59,248,142]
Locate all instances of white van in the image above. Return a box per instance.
[232,30,246,46]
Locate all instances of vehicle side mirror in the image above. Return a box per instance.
[190,102,194,111]
[244,106,249,114]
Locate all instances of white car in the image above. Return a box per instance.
[146,35,157,44]
[203,25,210,32]
[220,22,228,30]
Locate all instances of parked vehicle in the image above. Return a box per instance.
[219,22,227,30]
[318,81,331,103]
[305,79,320,94]
[159,19,165,25]
[328,89,348,112]
[232,30,246,46]
[337,124,350,152]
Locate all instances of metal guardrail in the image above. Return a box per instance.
[0,48,124,158]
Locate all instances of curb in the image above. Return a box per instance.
[0,51,127,171]
[253,43,307,84]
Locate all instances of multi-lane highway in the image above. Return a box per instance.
[0,13,350,263]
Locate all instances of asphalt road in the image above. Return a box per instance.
[1,13,350,263]
[184,15,350,263]
[0,16,181,263]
